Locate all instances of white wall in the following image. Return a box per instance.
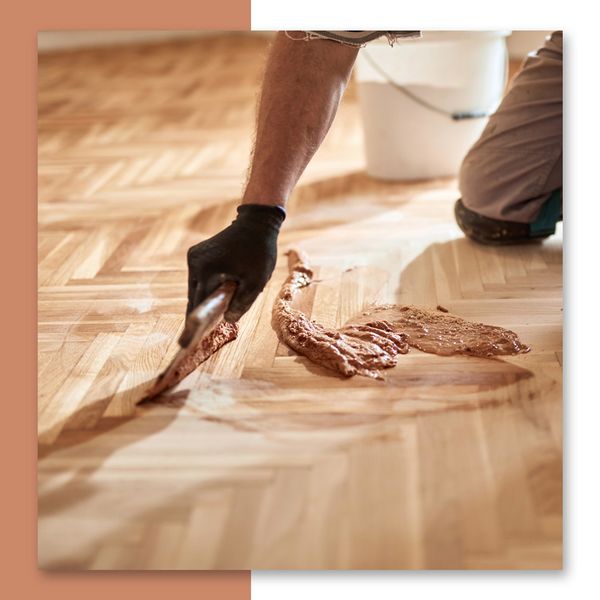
[37,30,219,53]
[38,30,555,58]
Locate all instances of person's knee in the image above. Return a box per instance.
[458,147,496,214]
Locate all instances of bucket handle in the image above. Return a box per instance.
[360,45,509,121]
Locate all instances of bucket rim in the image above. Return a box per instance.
[373,30,512,44]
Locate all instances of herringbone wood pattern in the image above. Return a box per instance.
[38,34,562,569]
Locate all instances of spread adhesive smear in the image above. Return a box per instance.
[273,249,530,380]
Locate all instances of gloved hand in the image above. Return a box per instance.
[186,203,286,322]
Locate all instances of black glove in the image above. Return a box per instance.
[186,203,286,322]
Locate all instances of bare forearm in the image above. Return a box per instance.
[242,32,359,208]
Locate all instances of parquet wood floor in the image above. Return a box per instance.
[38,34,562,569]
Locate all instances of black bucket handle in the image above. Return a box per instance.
[360,43,509,121]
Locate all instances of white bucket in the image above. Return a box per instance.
[355,31,511,180]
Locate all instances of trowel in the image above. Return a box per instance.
[144,280,237,400]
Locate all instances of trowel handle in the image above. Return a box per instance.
[178,280,237,348]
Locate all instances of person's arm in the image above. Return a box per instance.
[241,31,359,208]
[187,32,359,322]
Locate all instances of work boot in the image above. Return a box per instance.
[454,188,562,246]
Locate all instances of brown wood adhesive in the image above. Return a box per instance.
[273,249,530,379]
[146,320,238,397]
